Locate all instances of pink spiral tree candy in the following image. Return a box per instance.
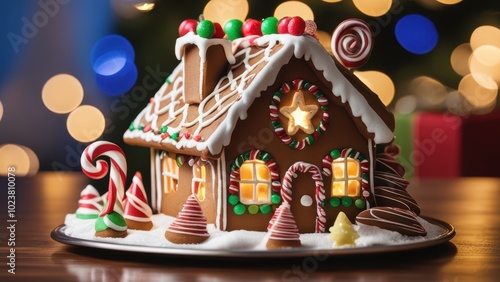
[331,18,374,69]
[80,141,127,216]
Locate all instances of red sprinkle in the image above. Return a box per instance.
[193,135,202,141]
[161,133,170,140]
[143,124,152,132]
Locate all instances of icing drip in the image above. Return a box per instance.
[267,204,300,241]
[124,172,153,222]
[356,207,427,237]
[76,184,103,219]
[166,195,209,237]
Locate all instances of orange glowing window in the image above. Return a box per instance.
[239,160,271,204]
[160,151,179,194]
[331,158,361,197]
[193,164,206,202]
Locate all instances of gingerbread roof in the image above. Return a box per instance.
[123,33,395,157]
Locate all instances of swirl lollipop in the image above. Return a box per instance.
[331,19,374,69]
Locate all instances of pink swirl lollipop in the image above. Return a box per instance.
[80,141,127,216]
[331,18,373,69]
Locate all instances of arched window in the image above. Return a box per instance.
[239,160,272,205]
[192,163,206,201]
[160,151,179,194]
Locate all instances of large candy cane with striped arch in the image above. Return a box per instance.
[80,141,127,216]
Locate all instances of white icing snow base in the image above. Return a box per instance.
[63,213,446,251]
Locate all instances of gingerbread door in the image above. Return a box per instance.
[281,162,326,233]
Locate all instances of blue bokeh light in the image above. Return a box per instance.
[91,34,137,96]
[395,14,438,55]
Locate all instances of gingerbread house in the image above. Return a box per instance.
[123,29,395,233]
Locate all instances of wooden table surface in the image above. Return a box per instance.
[1,172,499,281]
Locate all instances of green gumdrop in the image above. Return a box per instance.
[355,199,366,209]
[234,203,246,215]
[228,194,240,205]
[197,20,215,38]
[248,205,259,214]
[259,204,272,214]
[271,194,282,205]
[224,19,243,40]
[261,17,278,35]
[342,196,353,207]
[330,149,340,159]
[330,197,340,207]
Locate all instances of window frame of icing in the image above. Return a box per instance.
[160,151,180,194]
[269,79,329,150]
[321,148,369,209]
[228,149,281,215]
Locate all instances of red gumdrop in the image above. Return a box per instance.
[212,22,225,38]
[179,19,198,36]
[288,16,305,36]
[277,17,291,34]
[242,19,263,37]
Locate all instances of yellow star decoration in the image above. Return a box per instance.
[279,91,319,135]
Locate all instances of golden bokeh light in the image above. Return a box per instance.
[0,144,39,176]
[322,0,343,2]
[469,45,500,88]
[450,43,471,77]
[354,70,395,106]
[203,0,249,24]
[316,30,332,54]
[0,100,3,123]
[411,76,448,108]
[470,25,500,50]
[352,0,392,17]
[66,105,105,142]
[274,1,314,21]
[42,73,84,114]
[394,95,417,115]
[436,0,462,4]
[458,74,498,109]
[134,2,155,12]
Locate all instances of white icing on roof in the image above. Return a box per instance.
[124,34,394,155]
[175,32,235,64]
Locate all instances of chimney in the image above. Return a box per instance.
[176,34,235,104]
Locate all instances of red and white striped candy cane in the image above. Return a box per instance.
[80,141,127,216]
[331,18,373,69]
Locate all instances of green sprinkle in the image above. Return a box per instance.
[330,197,340,207]
[160,126,168,133]
[234,204,246,215]
[355,199,365,209]
[128,123,135,131]
[228,194,239,205]
[248,205,259,214]
[271,194,281,205]
[260,204,272,214]
[342,196,353,207]
[330,149,340,159]
[170,132,179,141]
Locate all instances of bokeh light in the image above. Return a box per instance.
[469,45,500,88]
[450,43,471,76]
[203,0,249,24]
[322,0,342,2]
[436,0,462,4]
[134,2,155,12]
[0,144,39,176]
[0,100,3,123]
[352,0,392,17]
[394,95,417,115]
[354,70,395,106]
[274,1,314,21]
[66,105,106,142]
[410,76,448,108]
[458,74,498,109]
[470,25,500,50]
[316,30,332,54]
[395,14,438,55]
[42,74,84,114]
[92,34,138,96]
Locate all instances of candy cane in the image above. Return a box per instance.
[80,141,127,216]
[331,18,373,69]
